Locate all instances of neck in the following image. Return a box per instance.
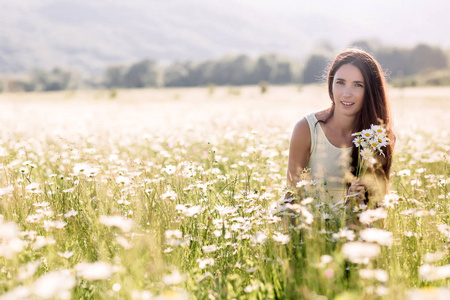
[328,112,356,135]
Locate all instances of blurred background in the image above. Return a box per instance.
[1,0,449,92]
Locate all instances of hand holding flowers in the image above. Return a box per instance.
[346,125,390,208]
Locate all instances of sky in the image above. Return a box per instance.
[1,0,449,74]
[231,0,450,48]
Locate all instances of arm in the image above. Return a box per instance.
[286,118,311,191]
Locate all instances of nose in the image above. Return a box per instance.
[343,86,352,97]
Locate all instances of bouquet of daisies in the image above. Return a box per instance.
[351,124,390,178]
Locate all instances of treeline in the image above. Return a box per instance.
[102,42,449,88]
[1,41,449,92]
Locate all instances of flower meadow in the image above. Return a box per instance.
[0,86,449,299]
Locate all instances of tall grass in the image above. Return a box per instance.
[0,86,449,299]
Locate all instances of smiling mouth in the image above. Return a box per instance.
[341,101,354,107]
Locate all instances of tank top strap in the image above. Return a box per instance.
[304,113,318,155]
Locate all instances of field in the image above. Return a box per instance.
[0,85,449,299]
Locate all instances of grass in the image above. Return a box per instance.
[0,85,449,299]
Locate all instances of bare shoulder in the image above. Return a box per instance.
[290,117,311,149]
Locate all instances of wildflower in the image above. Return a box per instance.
[410,179,422,186]
[438,179,447,187]
[0,286,31,299]
[0,220,20,241]
[272,232,290,244]
[359,208,387,224]
[419,263,450,281]
[370,124,385,134]
[361,129,373,139]
[112,283,121,292]
[85,167,100,177]
[416,167,426,173]
[406,288,450,300]
[285,203,314,224]
[296,180,316,188]
[75,261,114,280]
[57,251,75,259]
[0,186,14,197]
[161,189,177,200]
[368,138,381,150]
[360,228,393,246]
[18,260,40,281]
[332,228,356,241]
[62,187,75,193]
[99,215,133,232]
[32,236,56,250]
[360,148,374,161]
[251,231,267,244]
[376,135,389,147]
[202,244,218,253]
[215,205,238,217]
[423,251,446,263]
[73,163,90,175]
[43,220,67,231]
[64,210,78,218]
[320,255,333,265]
[116,236,132,249]
[381,191,402,208]
[176,204,204,217]
[116,176,131,185]
[162,165,176,175]
[32,269,75,299]
[26,183,42,194]
[197,258,214,269]
[244,285,259,293]
[165,229,182,239]
[436,223,450,239]
[353,136,365,147]
[324,268,334,279]
[342,242,380,264]
[300,197,314,205]
[359,269,388,282]
[162,270,186,285]
[396,169,411,177]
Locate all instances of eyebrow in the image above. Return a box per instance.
[335,78,365,84]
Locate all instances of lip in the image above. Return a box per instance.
[340,101,355,107]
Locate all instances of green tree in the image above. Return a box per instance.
[410,44,447,74]
[31,68,80,91]
[302,54,328,84]
[104,65,127,88]
[123,59,159,88]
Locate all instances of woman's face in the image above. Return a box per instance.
[332,63,365,116]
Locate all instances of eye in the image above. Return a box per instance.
[335,80,344,85]
[355,83,364,88]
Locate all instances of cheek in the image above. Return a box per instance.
[357,90,365,101]
[332,85,342,95]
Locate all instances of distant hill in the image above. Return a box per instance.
[1,0,449,75]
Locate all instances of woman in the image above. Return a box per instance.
[286,48,394,205]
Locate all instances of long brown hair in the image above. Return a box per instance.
[322,48,394,179]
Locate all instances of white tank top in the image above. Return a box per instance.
[305,112,352,202]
